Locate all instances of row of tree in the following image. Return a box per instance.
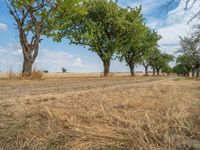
[6,0,174,77]
[173,36,200,78]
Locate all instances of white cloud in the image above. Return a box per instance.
[147,17,162,29]
[158,23,188,46]
[146,0,200,54]
[73,58,83,67]
[0,43,89,72]
[0,22,7,31]
[35,48,89,72]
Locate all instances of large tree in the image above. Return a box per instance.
[6,0,80,76]
[6,0,55,76]
[50,0,126,77]
[117,7,148,76]
[142,31,161,76]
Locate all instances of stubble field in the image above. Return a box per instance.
[0,74,200,150]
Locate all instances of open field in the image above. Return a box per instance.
[0,74,200,150]
[0,72,140,79]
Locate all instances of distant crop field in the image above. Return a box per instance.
[0,75,200,150]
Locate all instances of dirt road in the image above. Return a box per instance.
[0,76,165,100]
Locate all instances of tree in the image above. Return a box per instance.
[150,52,173,75]
[162,65,173,75]
[143,48,160,76]
[179,36,200,77]
[142,31,161,76]
[5,0,55,76]
[117,7,147,76]
[50,0,126,77]
[6,0,81,76]
[173,64,189,76]
[148,49,161,75]
[174,54,194,76]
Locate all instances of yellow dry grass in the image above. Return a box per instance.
[1,70,43,80]
[0,75,199,150]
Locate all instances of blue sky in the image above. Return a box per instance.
[0,0,198,73]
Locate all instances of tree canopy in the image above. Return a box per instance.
[6,0,177,77]
[116,6,147,76]
[174,36,200,77]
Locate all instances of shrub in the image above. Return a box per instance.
[30,70,43,80]
[18,69,44,80]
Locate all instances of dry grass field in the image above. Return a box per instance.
[0,74,200,150]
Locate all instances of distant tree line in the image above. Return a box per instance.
[165,0,200,78]
[6,0,199,78]
[173,36,200,78]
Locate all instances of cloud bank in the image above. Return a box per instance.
[0,22,7,31]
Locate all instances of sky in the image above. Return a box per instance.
[0,0,199,73]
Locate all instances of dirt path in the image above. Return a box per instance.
[0,76,166,100]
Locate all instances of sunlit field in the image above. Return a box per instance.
[0,0,200,149]
[0,73,199,150]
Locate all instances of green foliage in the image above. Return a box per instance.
[116,7,146,65]
[6,0,59,75]
[49,0,131,76]
[50,0,122,60]
[162,65,173,74]
[177,54,193,70]
[173,54,193,76]
[174,36,200,77]
[179,36,200,68]
[173,64,188,75]
[81,0,123,61]
[150,51,174,72]
[46,0,84,39]
[12,0,176,77]
[6,0,57,37]
[142,31,161,68]
[116,7,161,76]
[14,0,35,8]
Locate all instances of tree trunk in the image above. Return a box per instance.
[145,66,148,76]
[156,68,160,75]
[103,60,110,77]
[196,67,200,78]
[192,68,195,77]
[184,72,187,77]
[19,34,39,77]
[153,68,156,76]
[186,72,190,77]
[129,64,135,77]
[19,27,40,77]
[22,59,34,76]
